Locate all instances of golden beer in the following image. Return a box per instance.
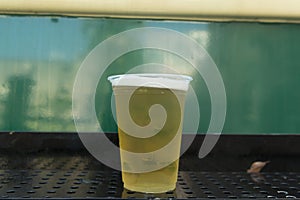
[108,74,192,193]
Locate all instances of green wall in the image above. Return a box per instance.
[0,16,299,134]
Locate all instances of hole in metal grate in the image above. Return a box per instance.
[196,181,203,185]
[73,181,81,185]
[184,190,193,195]
[107,190,117,195]
[207,195,216,199]
[223,191,232,195]
[6,190,15,193]
[87,190,95,194]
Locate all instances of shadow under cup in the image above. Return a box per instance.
[108,73,192,193]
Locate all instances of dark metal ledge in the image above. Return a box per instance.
[0,133,299,199]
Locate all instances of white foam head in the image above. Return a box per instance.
[108,73,192,91]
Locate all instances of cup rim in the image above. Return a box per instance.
[107,73,193,82]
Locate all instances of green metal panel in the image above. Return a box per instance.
[0,16,299,134]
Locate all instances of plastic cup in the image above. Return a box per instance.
[108,73,192,193]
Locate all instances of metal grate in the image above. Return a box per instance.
[0,153,298,198]
[0,170,298,199]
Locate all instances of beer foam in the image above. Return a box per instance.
[108,74,192,91]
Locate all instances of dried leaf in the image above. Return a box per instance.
[247,161,270,173]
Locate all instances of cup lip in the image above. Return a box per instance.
[107,73,193,82]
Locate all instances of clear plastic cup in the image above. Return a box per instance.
[108,73,192,193]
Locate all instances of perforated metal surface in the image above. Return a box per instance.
[0,170,298,199]
[0,133,299,198]
[0,152,298,199]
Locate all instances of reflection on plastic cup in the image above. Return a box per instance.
[108,73,192,193]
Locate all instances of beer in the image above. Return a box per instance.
[108,74,192,193]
